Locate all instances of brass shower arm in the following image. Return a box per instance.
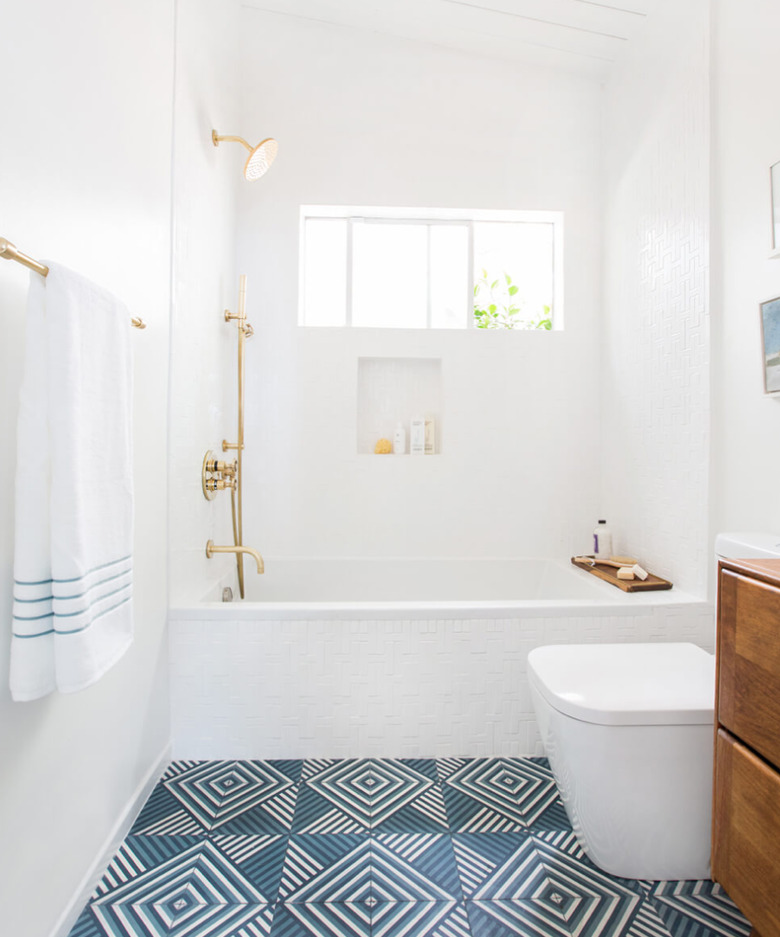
[212,131,253,153]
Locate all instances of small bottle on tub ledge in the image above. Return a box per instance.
[593,519,612,559]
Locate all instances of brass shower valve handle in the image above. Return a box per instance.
[201,450,237,501]
[205,458,236,476]
[204,477,236,492]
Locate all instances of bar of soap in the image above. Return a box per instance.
[617,567,635,580]
[632,564,649,580]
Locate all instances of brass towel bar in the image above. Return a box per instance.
[0,237,146,329]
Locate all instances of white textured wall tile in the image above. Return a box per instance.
[602,2,710,596]
[170,604,713,759]
[236,13,604,562]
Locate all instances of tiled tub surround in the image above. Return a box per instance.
[68,757,748,937]
[169,561,713,760]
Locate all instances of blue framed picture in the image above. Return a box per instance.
[760,296,780,394]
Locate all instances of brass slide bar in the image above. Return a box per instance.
[0,237,146,329]
[205,273,264,598]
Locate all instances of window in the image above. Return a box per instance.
[299,206,563,330]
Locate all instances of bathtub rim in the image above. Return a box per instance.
[170,555,709,621]
[169,589,710,621]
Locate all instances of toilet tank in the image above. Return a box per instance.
[715,532,780,560]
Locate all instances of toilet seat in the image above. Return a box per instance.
[527,642,715,727]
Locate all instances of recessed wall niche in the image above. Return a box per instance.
[357,357,442,455]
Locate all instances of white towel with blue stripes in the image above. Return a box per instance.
[10,263,133,701]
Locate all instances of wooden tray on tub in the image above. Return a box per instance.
[570,556,673,592]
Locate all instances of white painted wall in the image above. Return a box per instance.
[233,11,604,573]
[711,0,780,549]
[0,2,174,935]
[168,0,244,605]
[601,0,711,595]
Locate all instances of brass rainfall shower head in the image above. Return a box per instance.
[212,129,278,180]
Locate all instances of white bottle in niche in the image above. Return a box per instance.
[410,416,425,455]
[424,416,435,455]
[393,422,406,454]
[593,519,613,559]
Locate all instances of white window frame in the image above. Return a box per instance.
[299,205,564,330]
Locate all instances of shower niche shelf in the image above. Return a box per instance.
[357,356,442,455]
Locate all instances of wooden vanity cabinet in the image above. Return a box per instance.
[713,558,780,937]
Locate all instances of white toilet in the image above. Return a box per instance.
[528,642,715,881]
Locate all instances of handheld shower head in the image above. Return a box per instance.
[212,130,278,180]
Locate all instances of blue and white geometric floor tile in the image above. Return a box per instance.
[67,757,751,937]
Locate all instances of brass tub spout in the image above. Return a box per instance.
[206,540,264,574]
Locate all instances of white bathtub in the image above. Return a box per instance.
[191,557,693,613]
[168,557,713,760]
[239,556,616,605]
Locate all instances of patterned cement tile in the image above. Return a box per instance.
[66,758,751,937]
[292,758,448,835]
[439,757,566,833]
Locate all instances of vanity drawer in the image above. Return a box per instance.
[718,568,780,769]
[712,730,780,937]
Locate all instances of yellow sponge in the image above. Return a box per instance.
[374,438,392,454]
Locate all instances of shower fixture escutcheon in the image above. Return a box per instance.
[202,450,236,500]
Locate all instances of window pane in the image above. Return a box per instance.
[430,225,469,328]
[302,218,347,326]
[473,222,554,329]
[352,222,427,328]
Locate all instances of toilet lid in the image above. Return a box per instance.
[527,643,715,726]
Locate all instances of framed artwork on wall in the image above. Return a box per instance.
[760,297,780,394]
[771,161,780,258]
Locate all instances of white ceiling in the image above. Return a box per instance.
[241,0,656,81]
